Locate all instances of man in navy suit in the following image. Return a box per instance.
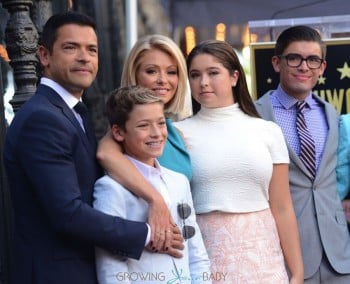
[3,12,181,284]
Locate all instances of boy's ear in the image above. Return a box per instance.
[271,55,281,73]
[111,124,125,142]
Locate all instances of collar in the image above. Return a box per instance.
[40,77,80,109]
[274,84,315,110]
[126,155,171,206]
[125,155,164,179]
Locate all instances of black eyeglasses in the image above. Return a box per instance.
[278,53,324,69]
[177,203,195,240]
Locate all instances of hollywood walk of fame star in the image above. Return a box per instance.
[318,75,326,85]
[337,62,350,80]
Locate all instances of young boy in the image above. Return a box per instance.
[93,86,210,284]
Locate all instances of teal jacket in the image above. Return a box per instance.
[158,118,192,181]
[336,113,350,200]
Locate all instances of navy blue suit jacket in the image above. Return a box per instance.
[4,84,148,284]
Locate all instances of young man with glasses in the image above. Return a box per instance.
[93,86,210,284]
[256,25,350,283]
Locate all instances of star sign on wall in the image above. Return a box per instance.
[318,75,326,85]
[337,62,350,80]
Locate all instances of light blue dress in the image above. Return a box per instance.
[336,113,350,200]
[158,118,192,181]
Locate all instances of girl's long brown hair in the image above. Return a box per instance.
[187,40,260,118]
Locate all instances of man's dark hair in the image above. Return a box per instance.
[275,25,326,59]
[39,11,96,52]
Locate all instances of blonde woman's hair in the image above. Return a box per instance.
[121,34,188,117]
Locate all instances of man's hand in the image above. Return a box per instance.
[146,224,184,258]
[148,194,174,251]
[163,224,184,258]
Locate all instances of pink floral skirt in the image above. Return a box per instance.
[196,209,289,283]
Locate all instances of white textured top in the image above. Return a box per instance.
[174,103,289,214]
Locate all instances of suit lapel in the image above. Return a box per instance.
[62,106,96,151]
[313,96,337,183]
[39,85,96,155]
[256,92,276,121]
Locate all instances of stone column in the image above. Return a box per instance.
[2,0,38,112]
[0,57,12,284]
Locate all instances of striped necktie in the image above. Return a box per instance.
[296,101,316,179]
